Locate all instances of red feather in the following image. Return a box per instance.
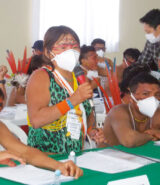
[22,47,27,73]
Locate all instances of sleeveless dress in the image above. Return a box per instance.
[27,68,92,154]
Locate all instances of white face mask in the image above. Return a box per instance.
[96,49,105,57]
[145,33,160,44]
[51,49,80,72]
[97,62,106,69]
[131,93,159,118]
[87,70,99,80]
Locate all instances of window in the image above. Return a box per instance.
[33,0,119,52]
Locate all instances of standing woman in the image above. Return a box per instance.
[26,26,104,154]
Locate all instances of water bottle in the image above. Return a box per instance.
[68,151,76,164]
[54,170,61,185]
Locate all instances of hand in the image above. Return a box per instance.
[0,151,26,167]
[144,129,160,140]
[0,65,8,80]
[70,82,93,106]
[57,161,83,179]
[89,128,107,144]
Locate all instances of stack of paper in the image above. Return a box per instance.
[76,149,153,174]
[0,164,73,185]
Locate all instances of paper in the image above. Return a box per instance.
[154,141,160,146]
[107,175,150,185]
[14,104,27,121]
[76,149,153,174]
[0,164,73,185]
[0,104,28,126]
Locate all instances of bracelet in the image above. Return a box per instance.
[0,79,6,84]
[56,100,70,115]
[66,99,74,109]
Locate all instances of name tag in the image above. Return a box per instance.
[107,175,150,185]
[66,109,82,140]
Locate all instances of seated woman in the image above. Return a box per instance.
[26,26,105,154]
[7,55,43,106]
[0,121,83,178]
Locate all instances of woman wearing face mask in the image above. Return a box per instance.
[26,26,105,154]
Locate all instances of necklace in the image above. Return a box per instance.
[128,104,150,130]
[64,77,73,82]
[134,117,148,123]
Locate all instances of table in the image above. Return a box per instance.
[1,141,160,185]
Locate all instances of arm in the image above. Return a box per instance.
[0,151,25,167]
[87,111,106,144]
[0,121,83,178]
[0,65,8,105]
[137,41,153,63]
[144,108,160,139]
[7,87,16,106]
[104,106,153,147]
[26,69,93,128]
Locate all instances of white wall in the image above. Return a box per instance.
[0,0,32,70]
[0,0,160,69]
[106,0,160,64]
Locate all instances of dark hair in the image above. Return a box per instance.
[32,40,43,52]
[27,55,44,75]
[91,38,105,47]
[0,88,4,100]
[140,9,160,29]
[119,62,158,97]
[129,72,160,93]
[79,45,95,63]
[43,25,80,69]
[123,48,141,61]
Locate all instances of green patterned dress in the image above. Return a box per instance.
[27,68,92,154]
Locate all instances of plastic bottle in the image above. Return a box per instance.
[68,151,76,164]
[54,169,61,185]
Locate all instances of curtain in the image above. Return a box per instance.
[36,0,119,52]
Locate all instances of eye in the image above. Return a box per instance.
[142,92,149,96]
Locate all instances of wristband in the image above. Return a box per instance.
[56,100,70,115]
[66,99,74,109]
[0,79,6,84]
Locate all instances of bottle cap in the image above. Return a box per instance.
[70,151,75,156]
[55,170,61,176]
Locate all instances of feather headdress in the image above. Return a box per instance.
[6,47,32,87]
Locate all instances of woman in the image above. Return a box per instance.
[26,26,105,154]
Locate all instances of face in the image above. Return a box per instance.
[123,55,136,67]
[83,51,99,70]
[32,49,43,56]
[94,43,106,52]
[131,83,160,104]
[48,34,80,68]
[143,23,160,37]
